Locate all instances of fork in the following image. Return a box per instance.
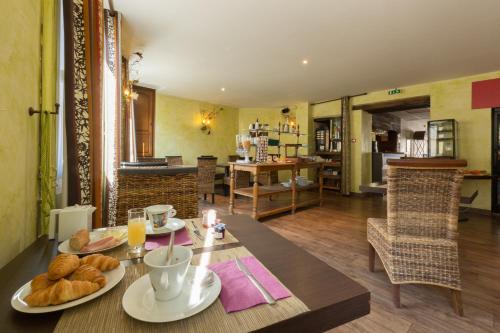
[191,221,204,241]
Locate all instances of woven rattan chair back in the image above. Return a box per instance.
[165,155,183,166]
[115,168,198,226]
[197,156,217,196]
[386,166,464,240]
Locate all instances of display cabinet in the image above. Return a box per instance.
[427,119,458,158]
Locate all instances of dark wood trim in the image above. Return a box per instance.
[387,158,467,168]
[63,0,80,206]
[222,214,370,332]
[492,108,500,213]
[352,95,430,113]
[128,85,156,158]
[87,0,104,228]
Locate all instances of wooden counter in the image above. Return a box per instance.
[228,161,324,219]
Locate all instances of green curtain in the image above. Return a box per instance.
[40,0,58,234]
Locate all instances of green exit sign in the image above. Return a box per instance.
[388,88,401,95]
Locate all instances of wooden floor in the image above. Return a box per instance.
[201,191,500,333]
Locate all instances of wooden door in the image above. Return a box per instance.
[132,85,155,157]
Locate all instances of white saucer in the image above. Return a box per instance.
[122,266,221,323]
[11,263,126,313]
[146,218,185,236]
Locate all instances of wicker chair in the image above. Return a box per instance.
[115,166,198,226]
[197,156,217,204]
[121,160,168,167]
[138,157,167,163]
[165,155,183,166]
[367,158,466,316]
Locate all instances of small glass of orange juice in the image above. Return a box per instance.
[127,208,146,254]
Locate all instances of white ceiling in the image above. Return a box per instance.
[114,0,500,107]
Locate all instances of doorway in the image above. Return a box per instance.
[352,96,431,183]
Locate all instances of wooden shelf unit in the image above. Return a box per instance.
[229,161,324,220]
[314,116,343,192]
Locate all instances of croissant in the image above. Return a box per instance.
[31,273,56,293]
[48,254,80,280]
[24,278,100,307]
[69,229,90,251]
[80,254,119,271]
[69,264,106,288]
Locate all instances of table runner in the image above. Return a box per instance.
[54,246,309,333]
[104,218,239,260]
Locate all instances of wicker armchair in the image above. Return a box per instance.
[197,156,217,204]
[115,166,198,226]
[367,158,466,316]
[138,157,167,163]
[165,155,183,166]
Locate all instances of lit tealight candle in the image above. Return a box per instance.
[208,209,217,227]
[202,209,217,228]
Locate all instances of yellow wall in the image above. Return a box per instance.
[312,100,342,119]
[0,0,41,268]
[154,93,239,165]
[312,70,500,210]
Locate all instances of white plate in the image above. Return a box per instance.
[58,227,128,255]
[11,263,126,313]
[145,218,186,236]
[122,266,221,323]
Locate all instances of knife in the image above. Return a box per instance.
[235,258,276,305]
[191,221,204,241]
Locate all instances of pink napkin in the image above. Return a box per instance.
[144,228,193,250]
[208,256,291,313]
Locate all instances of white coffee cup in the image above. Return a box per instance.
[144,246,193,301]
[145,205,177,230]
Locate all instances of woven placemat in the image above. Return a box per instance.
[105,218,239,260]
[54,246,309,333]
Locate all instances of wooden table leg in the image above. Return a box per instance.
[252,172,259,219]
[229,164,235,214]
[319,165,324,207]
[368,243,375,272]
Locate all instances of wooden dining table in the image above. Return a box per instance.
[0,214,370,332]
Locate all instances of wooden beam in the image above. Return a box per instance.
[352,95,430,113]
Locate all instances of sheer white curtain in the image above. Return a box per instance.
[102,9,121,226]
[55,0,67,209]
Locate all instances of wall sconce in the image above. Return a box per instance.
[200,106,223,135]
[124,81,139,101]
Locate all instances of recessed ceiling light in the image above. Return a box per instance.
[221,87,226,92]
[302,59,308,65]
